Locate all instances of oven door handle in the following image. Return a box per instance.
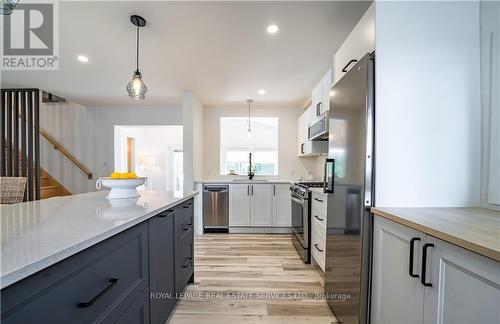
[291,196,306,206]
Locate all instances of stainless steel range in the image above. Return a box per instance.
[290,181,324,263]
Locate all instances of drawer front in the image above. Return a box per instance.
[311,226,326,272]
[311,193,327,216]
[175,233,194,294]
[116,287,150,324]
[1,223,148,324]
[311,210,327,233]
[175,199,194,241]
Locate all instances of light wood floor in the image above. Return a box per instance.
[169,234,337,324]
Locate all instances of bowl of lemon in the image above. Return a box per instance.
[96,172,147,199]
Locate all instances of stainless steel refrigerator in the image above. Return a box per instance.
[323,52,375,324]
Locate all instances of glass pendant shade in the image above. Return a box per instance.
[126,71,147,100]
[2,0,19,15]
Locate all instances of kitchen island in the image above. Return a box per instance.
[1,190,197,324]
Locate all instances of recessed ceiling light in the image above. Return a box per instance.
[258,89,266,95]
[77,55,89,63]
[267,24,279,34]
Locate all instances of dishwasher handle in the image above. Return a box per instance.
[203,186,229,193]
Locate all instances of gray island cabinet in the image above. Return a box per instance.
[0,191,195,324]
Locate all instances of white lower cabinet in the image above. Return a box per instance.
[371,216,425,324]
[422,236,500,324]
[229,184,291,227]
[372,216,500,324]
[228,184,251,226]
[272,184,291,227]
[251,184,273,226]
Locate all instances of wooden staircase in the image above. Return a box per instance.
[9,154,72,200]
[40,169,71,199]
[2,88,92,202]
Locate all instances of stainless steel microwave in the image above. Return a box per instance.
[308,112,329,141]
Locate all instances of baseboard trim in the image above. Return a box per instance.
[228,227,291,234]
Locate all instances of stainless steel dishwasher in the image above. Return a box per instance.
[203,185,229,233]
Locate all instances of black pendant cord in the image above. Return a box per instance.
[248,101,251,132]
[136,25,139,72]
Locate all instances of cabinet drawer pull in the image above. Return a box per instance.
[314,244,323,253]
[409,237,420,278]
[183,224,193,231]
[421,243,434,287]
[342,59,358,72]
[314,198,323,203]
[159,209,175,217]
[182,257,193,268]
[77,278,118,308]
[314,215,324,222]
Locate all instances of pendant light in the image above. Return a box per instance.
[246,99,253,138]
[1,0,19,15]
[126,15,148,100]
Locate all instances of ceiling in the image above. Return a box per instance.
[1,1,371,107]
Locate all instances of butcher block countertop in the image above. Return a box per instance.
[371,207,500,262]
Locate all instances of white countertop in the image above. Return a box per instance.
[310,188,327,195]
[200,179,293,184]
[0,190,198,289]
[372,207,500,262]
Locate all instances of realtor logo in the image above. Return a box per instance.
[2,1,59,70]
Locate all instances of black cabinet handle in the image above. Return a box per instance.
[183,224,193,231]
[342,59,358,72]
[314,244,323,252]
[301,143,305,154]
[316,102,322,116]
[158,209,175,217]
[77,278,118,308]
[314,198,323,203]
[314,215,324,222]
[182,257,193,268]
[421,243,434,287]
[409,237,421,278]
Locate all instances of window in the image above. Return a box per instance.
[220,117,278,176]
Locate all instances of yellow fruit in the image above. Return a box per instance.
[128,172,138,179]
[110,172,121,179]
[119,173,129,179]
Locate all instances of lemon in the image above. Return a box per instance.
[119,173,130,179]
[128,172,138,179]
[110,172,121,179]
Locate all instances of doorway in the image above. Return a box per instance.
[114,125,183,192]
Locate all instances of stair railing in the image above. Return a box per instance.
[1,88,92,201]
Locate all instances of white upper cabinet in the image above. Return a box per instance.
[297,105,328,157]
[311,69,333,120]
[272,184,291,227]
[333,3,374,83]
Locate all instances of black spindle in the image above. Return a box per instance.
[6,91,12,176]
[27,91,33,201]
[13,92,19,177]
[34,90,40,200]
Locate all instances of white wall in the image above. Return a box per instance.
[182,92,204,192]
[375,1,481,207]
[40,103,183,193]
[40,101,95,194]
[203,105,318,181]
[480,0,500,209]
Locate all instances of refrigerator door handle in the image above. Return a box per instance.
[363,54,375,208]
[324,158,335,193]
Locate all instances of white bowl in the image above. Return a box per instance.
[96,177,147,199]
